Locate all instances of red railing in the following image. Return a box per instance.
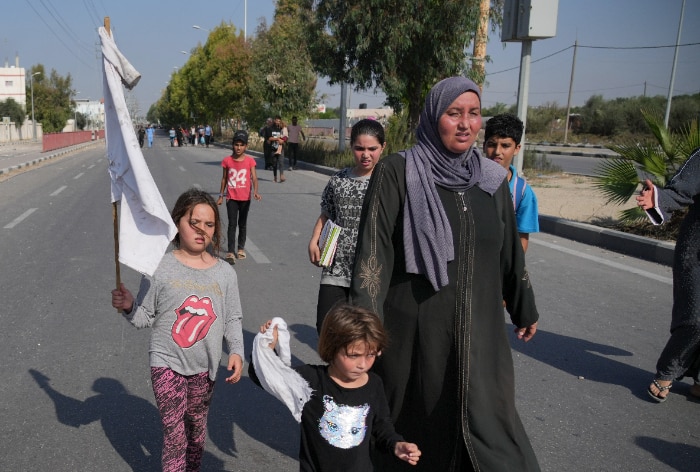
[42,130,103,152]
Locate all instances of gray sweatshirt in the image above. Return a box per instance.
[123,252,244,380]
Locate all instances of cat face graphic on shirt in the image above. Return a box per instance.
[318,395,369,449]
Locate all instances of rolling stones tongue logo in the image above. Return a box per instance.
[172,296,217,348]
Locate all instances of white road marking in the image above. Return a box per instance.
[530,238,672,285]
[74,172,84,179]
[4,208,37,229]
[50,186,67,197]
[179,166,186,172]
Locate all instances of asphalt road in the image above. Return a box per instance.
[0,136,697,471]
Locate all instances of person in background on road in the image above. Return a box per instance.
[286,115,306,170]
[350,76,540,471]
[484,113,539,252]
[204,124,213,148]
[190,125,197,146]
[175,126,184,147]
[146,125,154,148]
[110,188,244,472]
[250,304,422,471]
[137,125,145,148]
[169,127,176,147]
[266,115,287,183]
[308,119,386,333]
[260,117,273,170]
[198,124,205,146]
[217,130,261,265]
[638,147,700,403]
[178,126,187,147]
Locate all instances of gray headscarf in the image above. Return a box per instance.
[402,76,506,291]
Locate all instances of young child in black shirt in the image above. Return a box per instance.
[251,304,421,471]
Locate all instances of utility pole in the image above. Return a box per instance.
[563,40,577,144]
[30,71,40,141]
[471,0,490,89]
[664,0,686,128]
[339,82,347,151]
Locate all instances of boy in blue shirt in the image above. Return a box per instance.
[484,114,539,252]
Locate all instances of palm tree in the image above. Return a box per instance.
[593,109,699,222]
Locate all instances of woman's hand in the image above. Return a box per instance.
[394,442,421,465]
[635,179,655,210]
[515,322,537,342]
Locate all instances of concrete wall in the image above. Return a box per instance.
[0,119,43,143]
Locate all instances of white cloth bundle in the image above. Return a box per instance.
[252,317,313,422]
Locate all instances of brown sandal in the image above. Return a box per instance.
[237,250,246,259]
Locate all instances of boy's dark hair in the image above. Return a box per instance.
[318,303,388,363]
[171,188,221,253]
[350,119,385,146]
[484,113,524,145]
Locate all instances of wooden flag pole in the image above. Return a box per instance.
[105,16,122,312]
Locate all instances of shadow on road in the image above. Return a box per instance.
[207,328,301,463]
[635,437,700,472]
[29,368,162,471]
[508,328,653,400]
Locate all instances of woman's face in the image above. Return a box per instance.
[437,91,481,154]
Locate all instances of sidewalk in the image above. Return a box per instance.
[2,139,674,267]
[0,139,104,177]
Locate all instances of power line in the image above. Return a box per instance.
[579,41,700,50]
[39,0,94,56]
[486,45,573,76]
[24,0,94,69]
[485,41,700,77]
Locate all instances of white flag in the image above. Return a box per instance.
[100,27,177,276]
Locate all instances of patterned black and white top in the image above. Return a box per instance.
[320,167,371,287]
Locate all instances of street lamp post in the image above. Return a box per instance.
[30,72,40,141]
[73,91,80,131]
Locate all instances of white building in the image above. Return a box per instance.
[0,55,27,107]
[75,98,105,130]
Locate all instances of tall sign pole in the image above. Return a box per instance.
[501,0,559,176]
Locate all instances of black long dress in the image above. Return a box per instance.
[351,154,540,472]
[647,147,700,382]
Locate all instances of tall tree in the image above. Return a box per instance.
[29,65,74,133]
[247,0,317,125]
[0,98,26,128]
[302,0,490,131]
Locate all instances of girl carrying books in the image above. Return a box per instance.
[307,119,386,333]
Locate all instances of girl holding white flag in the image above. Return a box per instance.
[111,188,244,472]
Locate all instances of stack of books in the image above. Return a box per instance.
[319,219,342,267]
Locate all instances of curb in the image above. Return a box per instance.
[542,149,613,158]
[539,215,674,266]
[0,140,103,176]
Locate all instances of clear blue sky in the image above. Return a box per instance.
[3,0,698,115]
